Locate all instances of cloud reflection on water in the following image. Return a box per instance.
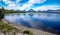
[4,13,60,33]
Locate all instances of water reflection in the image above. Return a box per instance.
[5,13,60,34]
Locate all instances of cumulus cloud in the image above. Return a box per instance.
[3,0,21,4]
[5,4,21,10]
[28,0,46,4]
[2,0,60,11]
[21,0,46,10]
[20,3,32,10]
[2,0,20,10]
[2,0,46,10]
[3,0,14,4]
[16,0,21,3]
[3,0,8,2]
[33,5,60,11]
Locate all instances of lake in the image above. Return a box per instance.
[4,13,60,34]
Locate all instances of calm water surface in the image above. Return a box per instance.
[4,13,60,34]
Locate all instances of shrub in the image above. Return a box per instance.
[23,30,33,35]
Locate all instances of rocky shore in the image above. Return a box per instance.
[2,19,57,35]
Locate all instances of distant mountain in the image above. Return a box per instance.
[1,7,60,13]
[45,10,60,13]
[36,9,60,13]
[27,9,36,12]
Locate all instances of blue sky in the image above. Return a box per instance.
[0,0,60,11]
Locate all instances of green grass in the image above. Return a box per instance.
[0,20,33,35]
[0,20,20,35]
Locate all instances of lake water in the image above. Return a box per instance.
[4,13,60,34]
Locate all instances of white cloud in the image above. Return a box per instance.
[28,0,46,4]
[3,0,46,10]
[33,5,60,11]
[2,0,60,11]
[5,4,21,10]
[20,3,32,10]
[3,0,15,4]
[3,0,8,2]
[20,0,46,10]
[3,0,20,10]
[3,0,21,4]
[16,0,22,3]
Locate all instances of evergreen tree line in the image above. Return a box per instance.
[0,8,4,20]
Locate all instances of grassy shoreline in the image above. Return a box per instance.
[0,19,33,35]
[0,19,57,35]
